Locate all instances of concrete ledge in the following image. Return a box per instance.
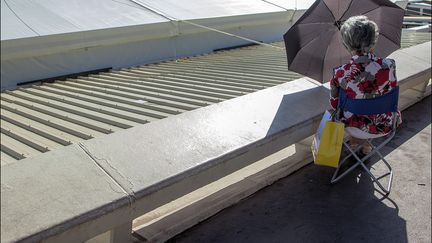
[1,42,431,243]
[46,80,328,243]
[0,145,128,243]
[131,137,313,242]
[1,79,329,243]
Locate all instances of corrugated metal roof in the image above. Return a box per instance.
[1,31,430,165]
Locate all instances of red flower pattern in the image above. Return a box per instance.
[329,53,402,135]
[368,124,378,133]
[345,87,357,98]
[375,69,389,86]
[357,81,374,93]
[335,69,345,78]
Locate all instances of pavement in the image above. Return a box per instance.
[169,96,431,243]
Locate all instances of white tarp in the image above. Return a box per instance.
[1,0,409,42]
[1,0,289,41]
[1,0,168,41]
[263,0,317,10]
[1,0,296,89]
[1,0,37,40]
[132,0,284,20]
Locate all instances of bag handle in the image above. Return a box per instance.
[333,87,348,122]
[330,108,341,122]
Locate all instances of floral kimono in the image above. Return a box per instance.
[329,53,402,135]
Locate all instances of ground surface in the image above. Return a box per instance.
[169,96,431,243]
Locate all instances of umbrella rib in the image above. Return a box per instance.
[321,31,337,83]
[380,32,401,48]
[321,0,336,21]
[367,6,405,29]
[340,5,380,21]
[362,6,381,16]
[341,4,402,21]
[295,28,335,80]
[296,25,334,50]
[339,0,354,21]
[297,34,323,54]
[297,22,334,27]
[323,0,357,21]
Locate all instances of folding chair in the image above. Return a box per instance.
[331,86,399,194]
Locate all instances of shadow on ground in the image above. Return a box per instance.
[169,96,431,243]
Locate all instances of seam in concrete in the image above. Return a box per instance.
[304,77,324,87]
[78,143,136,204]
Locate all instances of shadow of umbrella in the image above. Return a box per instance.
[264,85,329,138]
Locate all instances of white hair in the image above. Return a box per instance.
[340,16,379,54]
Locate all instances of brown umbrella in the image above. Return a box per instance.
[283,0,404,83]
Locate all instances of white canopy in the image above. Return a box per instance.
[1,0,168,41]
[133,0,283,20]
[1,0,289,41]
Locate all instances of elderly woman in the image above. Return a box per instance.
[329,16,402,154]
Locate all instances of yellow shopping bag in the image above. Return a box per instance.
[311,110,344,168]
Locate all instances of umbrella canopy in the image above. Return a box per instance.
[284,0,405,83]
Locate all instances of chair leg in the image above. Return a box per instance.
[331,141,362,183]
[359,162,392,194]
[367,145,393,194]
[331,140,393,194]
